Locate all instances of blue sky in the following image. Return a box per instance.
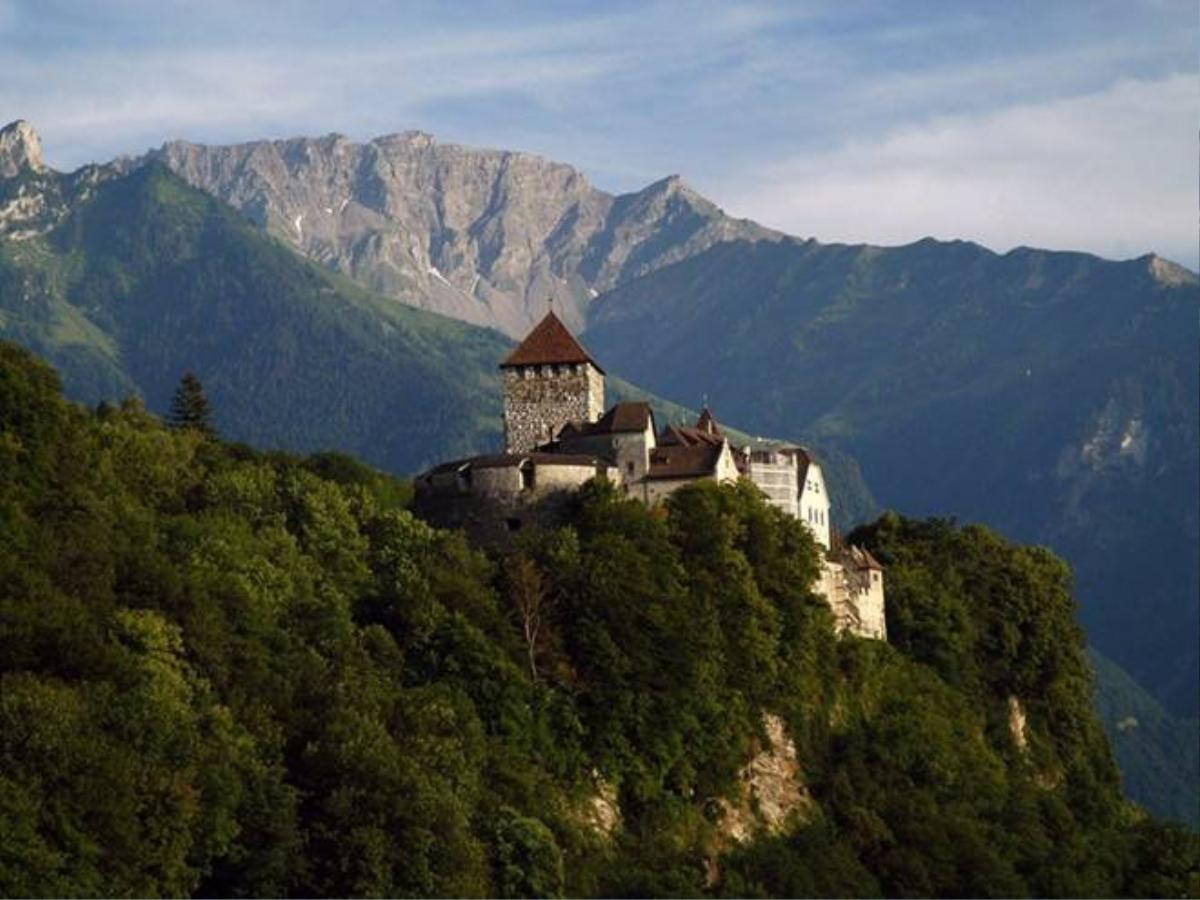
[2,0,1196,266]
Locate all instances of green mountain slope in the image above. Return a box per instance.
[1,162,515,473]
[1,342,1196,897]
[1091,647,1200,829]
[0,162,879,524]
[0,160,1183,829]
[584,237,1200,721]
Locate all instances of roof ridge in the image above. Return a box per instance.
[500,310,605,373]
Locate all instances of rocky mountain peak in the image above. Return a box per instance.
[126,128,780,337]
[1145,253,1197,287]
[373,130,435,147]
[0,120,47,178]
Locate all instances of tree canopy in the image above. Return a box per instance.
[168,371,214,435]
[0,340,1195,898]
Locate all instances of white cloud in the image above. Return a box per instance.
[721,74,1198,267]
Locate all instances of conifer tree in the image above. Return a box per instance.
[169,371,214,435]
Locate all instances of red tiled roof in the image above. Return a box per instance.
[646,443,724,480]
[696,407,722,436]
[659,408,727,448]
[659,425,725,448]
[500,311,605,373]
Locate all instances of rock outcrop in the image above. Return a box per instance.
[126,132,779,337]
[0,121,111,242]
[718,714,814,844]
[0,120,46,178]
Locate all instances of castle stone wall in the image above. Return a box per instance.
[817,559,886,640]
[503,362,604,452]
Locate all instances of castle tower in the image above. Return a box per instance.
[500,311,605,453]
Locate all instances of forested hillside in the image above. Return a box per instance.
[0,159,879,528]
[585,238,1200,720]
[1,342,1194,898]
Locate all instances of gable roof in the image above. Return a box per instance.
[500,311,605,373]
[646,443,725,480]
[659,424,725,448]
[696,407,722,436]
[659,407,726,448]
[837,544,884,571]
[565,401,655,436]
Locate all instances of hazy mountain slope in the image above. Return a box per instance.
[584,237,1200,717]
[1091,647,1200,829]
[0,159,511,472]
[131,133,776,338]
[0,132,878,520]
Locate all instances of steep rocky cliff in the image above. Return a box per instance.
[129,133,777,337]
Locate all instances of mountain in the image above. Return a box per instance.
[583,237,1200,718]
[0,135,504,473]
[2,342,1196,896]
[0,121,877,522]
[1,120,1194,822]
[127,132,777,339]
[126,127,1197,718]
[1090,647,1200,829]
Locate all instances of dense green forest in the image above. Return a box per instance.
[0,342,1195,898]
[585,237,1200,718]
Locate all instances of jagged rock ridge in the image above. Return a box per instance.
[0,120,45,178]
[124,132,779,337]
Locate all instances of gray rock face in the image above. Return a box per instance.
[132,132,778,337]
[0,121,112,242]
[0,120,46,178]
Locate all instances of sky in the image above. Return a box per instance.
[2,0,1196,267]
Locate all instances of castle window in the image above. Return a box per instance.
[626,461,634,476]
[519,461,535,491]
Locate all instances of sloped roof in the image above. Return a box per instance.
[426,452,608,474]
[832,543,884,571]
[696,407,722,436]
[646,443,724,480]
[659,407,727,448]
[500,311,605,373]
[660,424,725,448]
[566,401,655,436]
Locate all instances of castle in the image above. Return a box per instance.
[415,311,886,640]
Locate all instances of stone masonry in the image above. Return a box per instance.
[503,362,604,453]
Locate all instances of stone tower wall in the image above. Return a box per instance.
[503,362,604,452]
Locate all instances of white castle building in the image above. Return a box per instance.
[415,311,886,640]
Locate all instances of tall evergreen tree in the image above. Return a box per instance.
[169,372,214,435]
